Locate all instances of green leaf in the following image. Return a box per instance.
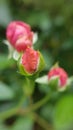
[0,0,12,27]
[38,84,50,94]
[12,115,34,130]
[40,104,53,121]
[54,95,73,130]
[0,55,15,70]
[0,122,9,130]
[0,82,15,100]
[41,50,53,70]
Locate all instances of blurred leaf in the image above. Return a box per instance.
[0,55,15,70]
[0,97,29,120]
[40,104,53,121]
[61,38,73,50]
[20,0,66,10]
[54,16,64,27]
[54,95,73,130]
[0,122,9,130]
[12,115,34,130]
[26,11,51,30]
[38,84,50,94]
[0,0,12,27]
[38,13,52,31]
[19,0,33,5]
[0,82,15,100]
[41,50,54,70]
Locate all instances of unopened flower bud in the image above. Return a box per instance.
[48,67,68,90]
[18,47,45,76]
[22,47,39,74]
[6,21,33,52]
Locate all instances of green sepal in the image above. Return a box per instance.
[36,75,59,91]
[37,51,46,73]
[35,75,48,84]
[49,76,70,92]
[18,55,33,76]
[52,62,59,68]
[48,76,59,91]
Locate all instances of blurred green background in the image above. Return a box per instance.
[0,0,73,130]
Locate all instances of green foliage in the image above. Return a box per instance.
[11,115,34,130]
[54,95,73,130]
[0,55,15,70]
[0,82,15,100]
[0,122,9,130]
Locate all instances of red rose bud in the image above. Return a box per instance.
[18,47,45,76]
[48,67,68,90]
[22,47,39,74]
[6,21,33,52]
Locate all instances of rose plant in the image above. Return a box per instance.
[1,20,73,130]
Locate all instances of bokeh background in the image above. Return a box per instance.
[0,0,73,130]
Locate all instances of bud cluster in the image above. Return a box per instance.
[6,21,45,75]
[6,20,71,92]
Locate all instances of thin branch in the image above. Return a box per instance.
[33,113,53,130]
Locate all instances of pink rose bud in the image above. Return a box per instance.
[6,21,33,52]
[21,47,39,74]
[48,67,68,87]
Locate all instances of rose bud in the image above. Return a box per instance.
[48,66,68,91]
[18,47,45,76]
[6,21,33,52]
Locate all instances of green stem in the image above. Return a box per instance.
[0,93,51,120]
[19,93,51,115]
[23,77,35,96]
[31,93,51,111]
[33,113,52,130]
[0,97,25,120]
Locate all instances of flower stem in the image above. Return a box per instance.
[18,93,51,114]
[31,93,51,111]
[0,92,51,120]
[0,97,25,120]
[33,113,53,130]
